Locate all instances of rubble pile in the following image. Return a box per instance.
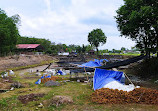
[41,76,62,84]
[18,93,45,104]
[44,80,60,87]
[91,88,158,105]
[50,95,73,106]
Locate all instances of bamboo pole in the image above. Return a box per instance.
[71,63,134,86]
[124,73,134,86]
[84,67,89,82]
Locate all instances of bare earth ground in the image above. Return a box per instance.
[0,55,158,110]
[0,55,53,71]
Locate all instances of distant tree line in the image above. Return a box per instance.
[49,43,93,55]
[17,36,94,55]
[17,36,51,52]
[0,8,94,56]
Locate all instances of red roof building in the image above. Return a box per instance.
[16,44,44,52]
[17,44,41,49]
[89,50,95,55]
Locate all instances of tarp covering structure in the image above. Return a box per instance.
[71,55,147,73]
[94,59,109,66]
[78,61,101,68]
[93,68,124,90]
[56,70,66,75]
[35,75,51,84]
[99,55,147,69]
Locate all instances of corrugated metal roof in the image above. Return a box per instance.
[16,44,40,49]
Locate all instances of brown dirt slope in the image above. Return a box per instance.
[0,55,53,71]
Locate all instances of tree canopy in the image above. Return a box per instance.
[115,0,158,56]
[17,36,52,52]
[88,28,107,55]
[0,9,20,56]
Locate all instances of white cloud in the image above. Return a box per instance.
[3,0,135,50]
[43,0,51,12]
[100,36,135,50]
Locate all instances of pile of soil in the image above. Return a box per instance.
[91,88,158,105]
[0,77,14,89]
[0,77,13,83]
[18,93,45,104]
[50,95,73,106]
[41,76,62,84]
[0,55,53,71]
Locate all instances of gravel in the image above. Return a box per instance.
[44,80,60,87]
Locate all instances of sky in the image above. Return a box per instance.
[0,0,135,50]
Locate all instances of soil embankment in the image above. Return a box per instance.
[0,55,54,71]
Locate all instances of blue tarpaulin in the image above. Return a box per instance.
[35,79,41,84]
[94,59,109,66]
[100,59,109,62]
[93,68,124,90]
[57,70,66,75]
[78,61,101,68]
[35,75,51,84]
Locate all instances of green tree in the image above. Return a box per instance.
[17,36,51,52]
[62,44,67,52]
[0,9,20,56]
[112,49,115,53]
[76,45,82,54]
[115,0,158,57]
[85,45,93,52]
[121,47,126,51]
[81,44,87,54]
[88,28,107,55]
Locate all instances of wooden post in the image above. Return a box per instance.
[124,73,134,86]
[84,67,89,82]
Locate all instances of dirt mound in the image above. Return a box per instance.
[91,88,158,105]
[0,77,13,83]
[18,93,45,104]
[41,76,62,84]
[50,95,73,106]
[0,55,53,71]
[0,77,14,89]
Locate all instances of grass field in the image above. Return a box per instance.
[107,53,140,56]
[0,72,158,111]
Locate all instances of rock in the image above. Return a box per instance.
[29,89,32,91]
[44,80,60,87]
[42,100,49,106]
[11,82,22,88]
[10,87,14,91]
[38,103,44,108]
[63,80,70,82]
[154,80,158,84]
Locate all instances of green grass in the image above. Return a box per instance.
[0,72,158,111]
[107,53,140,56]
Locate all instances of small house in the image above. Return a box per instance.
[89,50,95,55]
[16,44,44,54]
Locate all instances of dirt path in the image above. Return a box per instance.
[16,63,58,76]
[17,65,49,75]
